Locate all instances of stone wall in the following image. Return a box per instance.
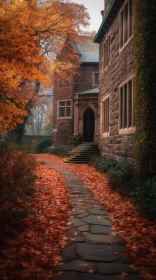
[22,135,52,143]
[99,11,135,162]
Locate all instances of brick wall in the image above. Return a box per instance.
[53,78,74,146]
[75,64,99,93]
[99,12,135,162]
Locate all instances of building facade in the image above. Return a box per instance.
[94,0,134,161]
[53,39,99,146]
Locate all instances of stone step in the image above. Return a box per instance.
[65,142,100,164]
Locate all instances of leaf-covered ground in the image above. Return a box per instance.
[36,154,156,280]
[0,164,71,280]
[1,154,156,280]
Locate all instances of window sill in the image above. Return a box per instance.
[119,35,133,53]
[119,127,136,135]
[101,132,110,138]
[57,117,72,120]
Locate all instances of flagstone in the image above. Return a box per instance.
[96,263,136,274]
[82,232,124,244]
[61,245,76,262]
[58,260,96,273]
[88,208,109,215]
[82,215,112,226]
[69,218,86,228]
[90,225,112,235]
[76,243,125,261]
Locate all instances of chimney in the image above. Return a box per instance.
[101,10,104,19]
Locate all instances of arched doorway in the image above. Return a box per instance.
[83,108,95,142]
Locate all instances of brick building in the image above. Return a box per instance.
[94,0,134,161]
[53,39,99,146]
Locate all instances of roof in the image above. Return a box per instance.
[78,88,99,95]
[76,41,99,63]
[94,0,124,43]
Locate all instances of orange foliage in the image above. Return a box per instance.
[0,164,71,280]
[0,0,90,130]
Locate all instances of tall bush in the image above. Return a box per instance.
[0,143,37,245]
[134,0,156,175]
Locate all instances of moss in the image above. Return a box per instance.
[133,0,156,175]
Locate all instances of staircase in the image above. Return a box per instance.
[64,142,100,164]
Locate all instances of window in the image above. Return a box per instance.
[58,100,72,118]
[104,36,110,68]
[120,0,133,49]
[93,72,99,86]
[119,79,133,130]
[101,96,110,135]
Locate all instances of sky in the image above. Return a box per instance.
[71,0,104,32]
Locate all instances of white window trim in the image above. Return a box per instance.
[57,99,72,119]
[101,94,110,137]
[119,75,135,135]
[119,0,134,53]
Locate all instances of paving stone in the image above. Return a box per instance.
[90,225,112,235]
[82,215,112,226]
[72,209,85,215]
[96,263,136,275]
[61,245,76,262]
[65,229,79,238]
[51,272,80,280]
[68,235,84,243]
[82,232,124,244]
[76,243,125,261]
[88,208,109,215]
[79,274,141,280]
[69,191,83,194]
[58,260,96,273]
[69,218,86,228]
[77,225,89,232]
[76,213,90,219]
[70,198,84,202]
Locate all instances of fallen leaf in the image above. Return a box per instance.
[117,272,128,279]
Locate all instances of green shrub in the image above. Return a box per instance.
[131,179,156,221]
[89,156,156,221]
[49,147,68,157]
[89,156,119,173]
[35,138,52,153]
[107,163,135,192]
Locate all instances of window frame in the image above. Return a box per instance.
[119,0,134,52]
[103,34,111,70]
[92,72,99,86]
[101,94,110,137]
[119,76,135,135]
[57,99,72,119]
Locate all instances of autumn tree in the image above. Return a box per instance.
[0,0,90,131]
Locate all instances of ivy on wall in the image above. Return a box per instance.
[133,0,156,175]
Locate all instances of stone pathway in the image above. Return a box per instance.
[41,160,141,280]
